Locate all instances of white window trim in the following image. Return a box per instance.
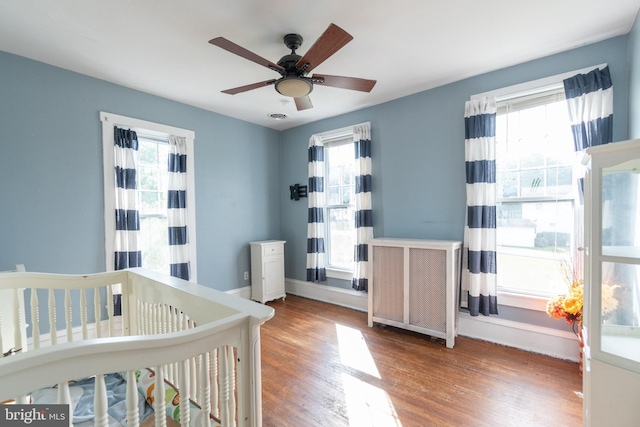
[314,122,370,280]
[471,65,606,310]
[100,112,198,282]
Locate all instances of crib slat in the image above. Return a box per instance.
[94,374,109,427]
[227,346,237,427]
[12,288,22,351]
[126,370,140,427]
[153,366,167,427]
[95,286,102,338]
[80,289,88,340]
[107,285,115,337]
[220,346,230,427]
[199,353,212,427]
[64,289,72,342]
[48,289,57,346]
[179,359,191,427]
[57,381,72,426]
[30,288,40,349]
[211,349,219,419]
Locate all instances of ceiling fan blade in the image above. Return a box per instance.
[313,74,377,92]
[296,23,353,73]
[209,37,284,72]
[295,95,313,111]
[221,79,276,95]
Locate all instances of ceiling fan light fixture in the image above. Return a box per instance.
[275,77,312,98]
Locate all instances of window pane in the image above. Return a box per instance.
[140,216,169,275]
[498,171,518,198]
[341,186,353,205]
[140,190,160,214]
[497,200,574,294]
[138,137,170,275]
[520,169,544,196]
[138,140,158,165]
[325,138,356,271]
[328,207,355,269]
[139,165,158,191]
[328,186,341,205]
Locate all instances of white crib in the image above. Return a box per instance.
[0,267,274,427]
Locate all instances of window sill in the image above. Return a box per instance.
[326,268,353,281]
[498,291,548,312]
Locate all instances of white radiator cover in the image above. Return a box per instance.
[368,238,462,348]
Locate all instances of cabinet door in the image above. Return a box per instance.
[263,256,284,297]
[591,157,640,371]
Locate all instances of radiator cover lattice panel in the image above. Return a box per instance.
[409,248,446,332]
[371,246,404,322]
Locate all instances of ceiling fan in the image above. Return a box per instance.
[208,23,377,111]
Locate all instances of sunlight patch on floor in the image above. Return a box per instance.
[336,323,380,378]
[335,323,402,427]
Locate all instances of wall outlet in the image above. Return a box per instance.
[244,271,249,280]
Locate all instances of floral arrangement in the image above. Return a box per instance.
[546,278,619,327]
[546,279,585,325]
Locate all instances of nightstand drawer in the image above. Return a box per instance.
[263,244,283,257]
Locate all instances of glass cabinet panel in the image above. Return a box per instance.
[597,157,640,367]
[601,160,640,259]
[600,262,640,363]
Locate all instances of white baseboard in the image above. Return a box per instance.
[226,285,251,300]
[458,312,579,361]
[285,278,367,312]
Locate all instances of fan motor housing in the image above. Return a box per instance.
[278,54,303,75]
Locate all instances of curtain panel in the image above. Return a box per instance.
[563,65,613,281]
[563,65,613,151]
[113,126,141,270]
[352,124,373,291]
[307,135,327,282]
[461,97,498,316]
[167,135,191,280]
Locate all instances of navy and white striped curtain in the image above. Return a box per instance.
[113,126,141,270]
[352,124,373,291]
[307,135,327,282]
[461,97,498,316]
[563,65,613,280]
[563,65,613,151]
[167,135,191,280]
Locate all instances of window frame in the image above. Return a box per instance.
[471,64,606,310]
[100,112,198,282]
[324,135,357,275]
[312,122,369,280]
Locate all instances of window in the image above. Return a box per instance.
[100,112,197,281]
[137,135,170,274]
[495,88,577,297]
[325,137,356,272]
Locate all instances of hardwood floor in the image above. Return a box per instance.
[260,295,582,427]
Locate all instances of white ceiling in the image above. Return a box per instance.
[1,1,639,131]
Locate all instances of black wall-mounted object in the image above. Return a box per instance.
[290,184,308,201]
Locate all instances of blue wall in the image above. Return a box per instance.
[0,51,281,292]
[280,36,630,291]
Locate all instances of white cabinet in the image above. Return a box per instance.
[583,139,640,426]
[250,240,286,304]
[367,238,462,348]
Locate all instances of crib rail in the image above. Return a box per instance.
[0,268,274,427]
